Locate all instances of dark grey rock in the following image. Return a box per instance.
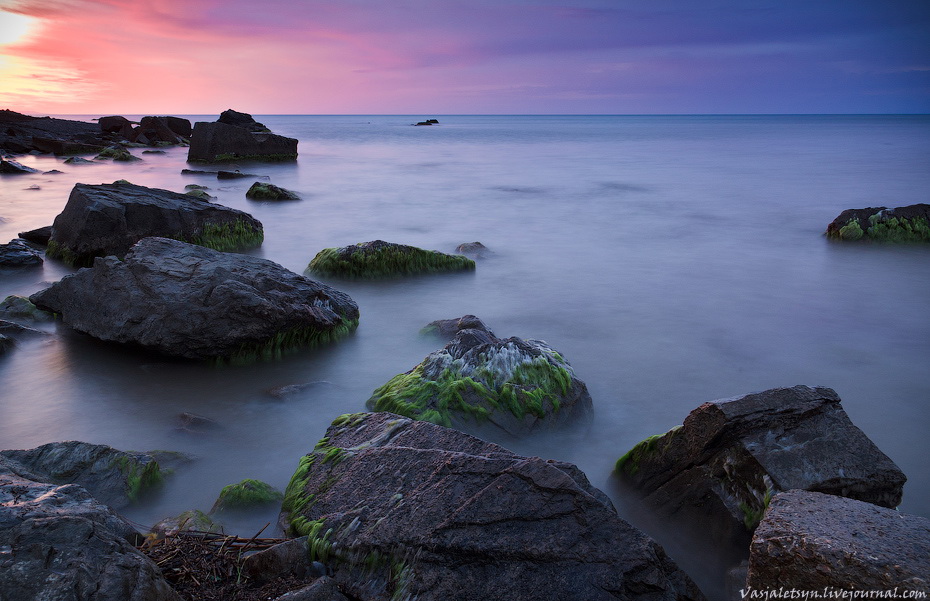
[217,108,271,133]
[267,381,333,399]
[747,490,929,593]
[279,412,704,601]
[187,121,297,163]
[46,181,263,266]
[30,237,360,362]
[99,115,133,134]
[0,158,39,174]
[247,181,300,200]
[615,386,907,540]
[63,155,96,164]
[0,294,54,323]
[0,238,42,267]
[176,412,220,434]
[273,577,349,601]
[242,536,311,583]
[421,314,494,339]
[17,225,52,245]
[455,241,492,257]
[217,169,263,179]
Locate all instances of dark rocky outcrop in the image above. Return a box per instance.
[279,412,705,601]
[826,203,930,242]
[0,440,166,509]
[129,116,186,146]
[187,110,296,162]
[0,110,107,156]
[0,158,39,174]
[307,239,475,279]
[17,224,52,245]
[746,490,929,593]
[31,237,360,362]
[614,386,907,540]
[368,327,591,435]
[414,118,440,126]
[0,471,181,601]
[99,115,133,135]
[420,314,494,339]
[0,238,42,267]
[45,181,264,266]
[247,181,301,200]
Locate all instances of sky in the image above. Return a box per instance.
[0,0,928,115]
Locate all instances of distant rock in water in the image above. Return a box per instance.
[420,314,494,339]
[367,326,592,435]
[826,203,930,242]
[279,412,705,601]
[307,239,475,279]
[747,490,930,592]
[31,237,360,363]
[414,118,440,126]
[187,109,297,162]
[614,385,906,541]
[45,181,263,266]
[0,158,39,174]
[246,181,300,200]
[455,240,492,258]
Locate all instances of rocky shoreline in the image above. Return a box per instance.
[1,111,928,600]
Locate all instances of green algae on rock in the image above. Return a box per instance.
[245,181,300,201]
[825,203,930,242]
[307,240,475,279]
[211,478,283,513]
[367,326,592,436]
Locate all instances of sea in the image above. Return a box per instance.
[1,114,929,599]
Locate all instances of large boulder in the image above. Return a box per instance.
[0,238,42,267]
[129,116,185,145]
[826,203,930,242]
[614,386,906,540]
[0,471,181,600]
[187,121,297,163]
[30,237,360,363]
[307,239,475,279]
[368,327,592,435]
[279,412,705,601]
[0,441,166,509]
[99,115,134,135]
[746,490,929,593]
[217,108,271,133]
[46,181,264,266]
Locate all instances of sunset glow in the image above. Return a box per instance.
[0,0,928,114]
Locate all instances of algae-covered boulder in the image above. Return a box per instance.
[614,386,906,540]
[826,203,930,242]
[95,146,141,161]
[0,295,53,323]
[308,239,475,279]
[0,441,166,509]
[747,490,930,593]
[279,412,705,601]
[46,181,263,266]
[246,181,300,200]
[151,509,222,537]
[367,327,592,436]
[31,237,360,363]
[420,314,494,339]
[211,478,283,513]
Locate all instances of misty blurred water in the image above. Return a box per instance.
[1,114,929,599]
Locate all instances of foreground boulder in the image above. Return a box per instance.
[280,412,705,601]
[826,203,930,242]
[0,472,181,601]
[746,490,929,592]
[368,326,592,435]
[46,181,263,266]
[187,110,296,162]
[31,237,360,362]
[0,441,166,509]
[308,239,475,279]
[615,386,906,540]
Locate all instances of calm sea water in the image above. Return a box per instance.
[2,115,929,598]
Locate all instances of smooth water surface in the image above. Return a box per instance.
[2,114,929,599]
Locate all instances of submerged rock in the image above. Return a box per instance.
[95,145,141,161]
[826,203,930,242]
[0,238,42,267]
[46,181,263,266]
[308,239,475,279]
[0,472,181,601]
[614,386,906,540]
[150,509,222,537]
[420,314,494,339]
[0,440,166,509]
[279,412,705,601]
[455,241,492,258]
[31,237,360,362]
[211,478,283,513]
[367,327,592,435]
[0,158,39,174]
[0,294,53,323]
[246,181,300,200]
[747,490,930,592]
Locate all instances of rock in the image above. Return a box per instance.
[0,158,39,174]
[181,167,217,175]
[150,509,222,537]
[279,412,705,601]
[17,225,52,245]
[267,381,332,399]
[307,239,475,279]
[614,386,907,540]
[414,118,440,126]
[247,181,300,200]
[143,149,167,154]
[211,478,283,513]
[99,115,133,134]
[24,184,40,190]
[45,181,264,266]
[273,577,349,601]
[420,314,494,338]
[826,203,930,242]
[0,294,53,323]
[95,146,142,161]
[184,188,215,200]
[217,169,264,179]
[746,490,930,593]
[130,116,184,145]
[185,184,209,190]
[0,472,181,601]
[368,328,591,435]
[30,136,104,155]
[0,332,13,353]
[44,169,64,174]
[0,441,166,509]
[217,108,271,132]
[31,237,360,362]
[176,411,220,434]
[63,155,96,164]
[0,239,42,268]
[455,240,491,257]
[241,536,312,583]
[0,319,46,340]
[187,121,297,163]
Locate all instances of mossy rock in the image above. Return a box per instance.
[211,478,283,513]
[95,147,141,162]
[307,240,475,279]
[0,295,53,323]
[825,204,930,242]
[245,182,300,201]
[184,189,215,201]
[150,509,222,537]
